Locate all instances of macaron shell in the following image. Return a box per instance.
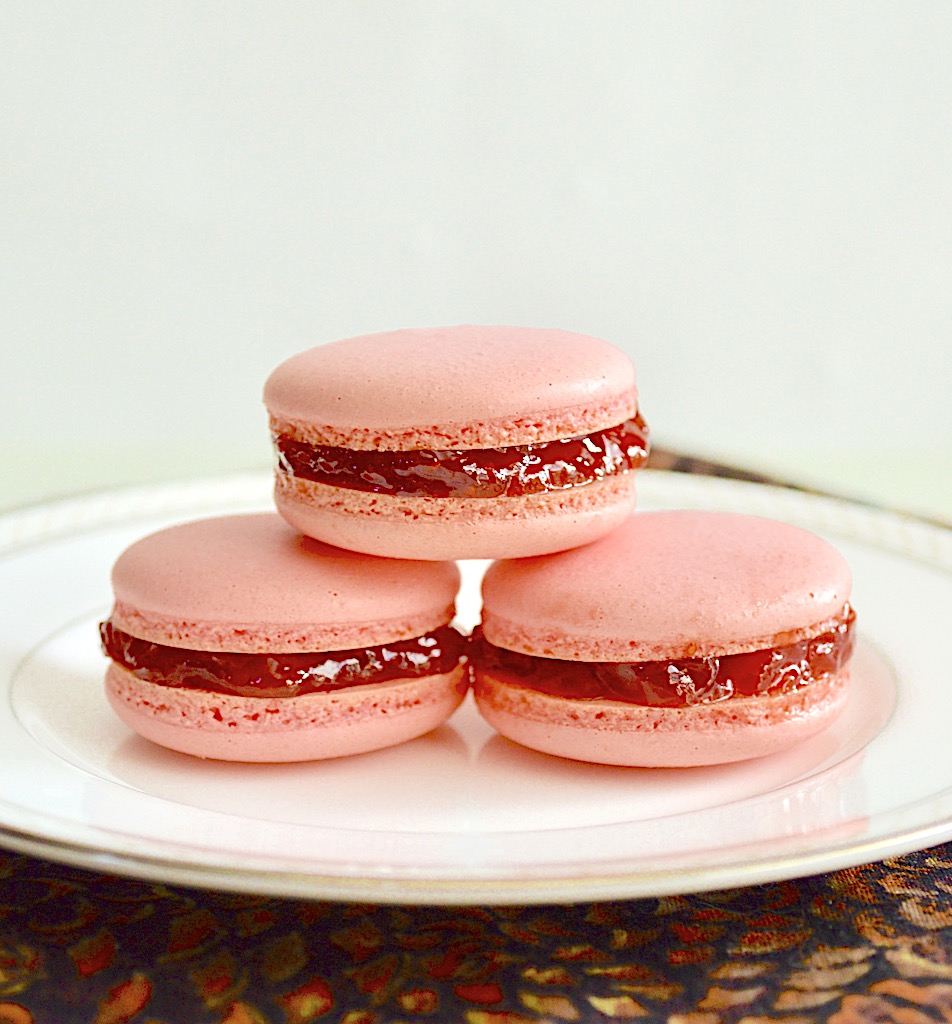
[109,513,460,651]
[473,669,850,767]
[274,472,637,560]
[264,325,638,449]
[481,510,853,660]
[106,663,469,762]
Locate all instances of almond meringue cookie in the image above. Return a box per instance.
[472,510,855,767]
[100,513,468,762]
[263,325,648,560]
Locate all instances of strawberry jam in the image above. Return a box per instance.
[273,413,649,498]
[100,621,467,698]
[472,607,855,707]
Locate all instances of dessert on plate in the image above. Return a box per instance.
[263,325,649,560]
[99,323,859,769]
[472,509,856,767]
[100,513,468,761]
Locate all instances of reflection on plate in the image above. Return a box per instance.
[0,470,950,904]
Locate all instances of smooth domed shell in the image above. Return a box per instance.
[263,325,638,449]
[109,513,460,652]
[481,510,852,661]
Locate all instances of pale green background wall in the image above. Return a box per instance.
[3,2,950,521]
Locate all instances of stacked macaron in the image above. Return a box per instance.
[263,325,648,560]
[472,511,855,767]
[100,514,468,762]
[101,323,856,766]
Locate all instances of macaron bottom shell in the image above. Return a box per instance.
[273,472,637,561]
[106,663,469,762]
[472,670,851,768]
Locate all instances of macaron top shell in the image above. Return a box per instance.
[481,510,852,661]
[263,325,638,449]
[109,513,460,653]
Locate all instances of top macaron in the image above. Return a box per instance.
[264,325,649,560]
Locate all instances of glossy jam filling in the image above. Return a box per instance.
[100,621,467,699]
[273,413,649,498]
[472,607,855,707]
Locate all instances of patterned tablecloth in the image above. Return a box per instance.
[0,844,950,1023]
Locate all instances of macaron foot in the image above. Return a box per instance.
[106,663,469,762]
[273,473,637,560]
[473,671,851,768]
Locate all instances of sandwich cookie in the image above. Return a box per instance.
[473,510,856,767]
[263,325,649,560]
[100,514,468,761]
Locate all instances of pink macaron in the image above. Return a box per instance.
[263,325,649,560]
[100,513,468,762]
[472,510,856,767]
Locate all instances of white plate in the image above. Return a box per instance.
[1,470,950,905]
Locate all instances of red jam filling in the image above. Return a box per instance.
[472,607,855,707]
[273,413,649,498]
[100,621,467,699]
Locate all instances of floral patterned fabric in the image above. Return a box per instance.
[1,845,950,1024]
